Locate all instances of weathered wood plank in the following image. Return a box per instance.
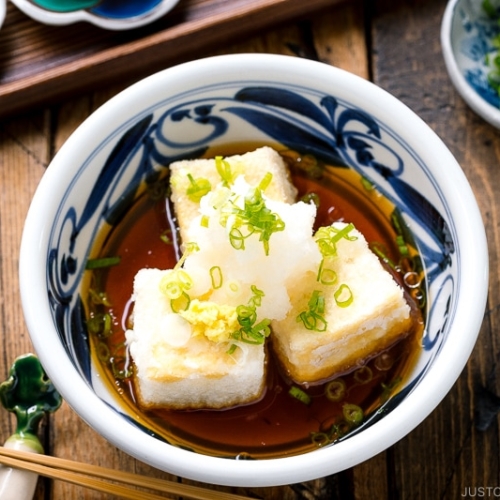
[0,113,51,498]
[0,0,347,119]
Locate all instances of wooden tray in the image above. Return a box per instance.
[0,0,344,119]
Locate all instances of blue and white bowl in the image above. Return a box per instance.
[19,54,488,487]
[10,0,179,30]
[441,0,500,128]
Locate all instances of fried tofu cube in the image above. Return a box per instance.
[169,146,297,243]
[271,223,413,385]
[126,268,266,410]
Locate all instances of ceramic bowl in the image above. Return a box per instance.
[441,0,500,128]
[0,0,5,30]
[10,0,179,30]
[19,54,488,487]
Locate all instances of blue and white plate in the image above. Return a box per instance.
[442,0,500,128]
[9,0,179,30]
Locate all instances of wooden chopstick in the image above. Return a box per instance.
[0,447,251,500]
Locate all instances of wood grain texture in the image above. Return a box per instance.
[0,0,345,119]
[373,0,499,498]
[0,112,50,498]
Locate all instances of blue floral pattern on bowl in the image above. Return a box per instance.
[442,0,500,127]
[10,0,179,29]
[46,81,458,450]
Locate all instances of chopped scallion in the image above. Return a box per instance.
[360,176,375,191]
[170,292,191,313]
[353,366,373,384]
[300,192,320,207]
[334,284,353,308]
[230,286,270,345]
[200,215,209,228]
[87,313,113,338]
[258,172,273,191]
[96,341,110,363]
[370,242,396,269]
[342,403,363,425]
[315,223,357,258]
[85,256,121,270]
[210,266,223,289]
[317,258,337,285]
[159,269,193,299]
[111,359,133,380]
[160,230,172,245]
[289,386,311,405]
[215,156,234,186]
[310,432,330,447]
[217,179,285,255]
[296,290,327,332]
[325,379,346,402]
[186,173,211,202]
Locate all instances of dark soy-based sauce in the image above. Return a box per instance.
[85,146,425,459]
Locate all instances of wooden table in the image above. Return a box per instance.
[0,0,497,498]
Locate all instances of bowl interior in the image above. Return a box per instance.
[20,55,487,486]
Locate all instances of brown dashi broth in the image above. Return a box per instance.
[84,145,425,459]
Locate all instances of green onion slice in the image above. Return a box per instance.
[342,403,364,425]
[218,179,285,255]
[200,215,209,228]
[289,386,311,405]
[87,313,113,338]
[96,341,110,363]
[210,266,223,289]
[170,292,191,313]
[230,286,270,345]
[300,192,320,207]
[186,173,211,202]
[360,176,375,191]
[317,258,337,285]
[315,223,357,258]
[334,284,353,308]
[258,172,273,191]
[370,242,397,269]
[325,379,346,402]
[160,230,172,245]
[111,360,133,380]
[297,290,328,332]
[353,366,373,384]
[310,432,330,447]
[85,256,121,270]
[215,156,234,186]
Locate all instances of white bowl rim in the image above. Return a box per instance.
[0,0,6,30]
[441,0,500,128]
[19,53,489,486]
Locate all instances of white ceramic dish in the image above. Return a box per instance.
[0,0,6,30]
[441,0,500,128]
[19,54,488,487]
[9,0,179,30]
